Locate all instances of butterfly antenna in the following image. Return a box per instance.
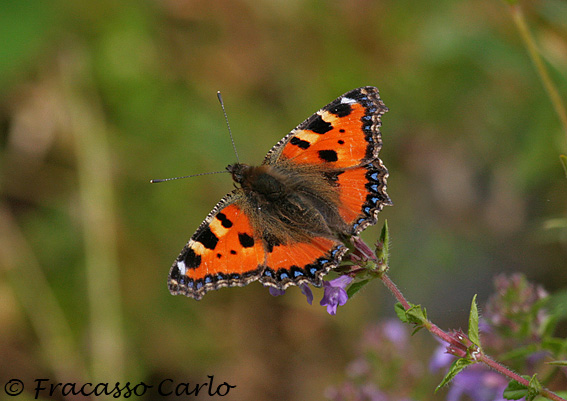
[217,91,239,164]
[150,170,227,184]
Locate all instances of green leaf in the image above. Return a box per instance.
[468,294,481,347]
[504,375,542,401]
[395,302,409,323]
[504,380,529,400]
[395,302,428,333]
[526,375,542,401]
[406,304,427,325]
[542,337,567,357]
[410,326,424,336]
[375,220,390,265]
[547,360,567,366]
[347,279,370,298]
[540,313,559,339]
[436,358,474,392]
[0,1,56,92]
[560,155,567,178]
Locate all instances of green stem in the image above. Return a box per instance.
[0,204,89,383]
[509,4,567,141]
[60,46,126,382]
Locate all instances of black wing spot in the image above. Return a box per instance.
[238,232,255,248]
[198,227,218,250]
[307,115,333,134]
[318,149,338,162]
[329,102,353,117]
[338,139,345,144]
[290,136,311,149]
[323,170,344,186]
[171,265,181,279]
[230,249,237,255]
[216,212,233,228]
[264,233,282,253]
[339,129,345,133]
[182,247,202,268]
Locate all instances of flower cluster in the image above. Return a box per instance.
[325,319,426,401]
[326,273,567,401]
[484,273,549,342]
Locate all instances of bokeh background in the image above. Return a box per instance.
[1,0,566,400]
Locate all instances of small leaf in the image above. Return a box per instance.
[347,279,370,298]
[406,304,427,325]
[547,360,567,366]
[395,302,428,331]
[541,313,559,339]
[504,380,529,400]
[375,220,390,265]
[468,294,481,347]
[395,302,409,323]
[411,326,424,336]
[560,155,567,178]
[542,337,567,356]
[435,358,474,392]
[527,374,542,401]
[504,375,542,401]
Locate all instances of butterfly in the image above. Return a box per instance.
[168,86,391,300]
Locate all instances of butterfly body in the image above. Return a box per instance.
[169,87,391,300]
[227,162,348,242]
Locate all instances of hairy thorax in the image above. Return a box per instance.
[227,162,348,244]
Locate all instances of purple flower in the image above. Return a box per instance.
[429,343,454,372]
[446,365,507,401]
[346,357,371,379]
[300,284,314,305]
[430,345,507,401]
[268,286,286,297]
[361,320,408,353]
[320,275,353,315]
[485,273,549,339]
[382,319,409,349]
[267,284,313,305]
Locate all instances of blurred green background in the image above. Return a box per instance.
[1,0,566,400]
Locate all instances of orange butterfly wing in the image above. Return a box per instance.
[168,87,391,299]
[168,194,266,300]
[266,86,391,235]
[259,236,347,289]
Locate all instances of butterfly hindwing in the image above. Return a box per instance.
[168,193,266,300]
[259,236,347,289]
[334,161,392,235]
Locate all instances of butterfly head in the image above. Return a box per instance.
[226,163,250,186]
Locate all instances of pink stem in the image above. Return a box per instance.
[367,244,565,401]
